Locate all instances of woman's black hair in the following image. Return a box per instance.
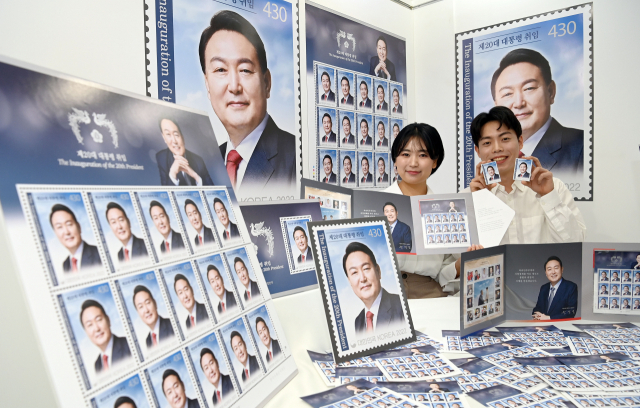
[390,123,444,175]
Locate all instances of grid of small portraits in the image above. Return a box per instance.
[314,62,404,189]
[463,255,504,328]
[335,366,386,385]
[375,350,460,380]
[445,333,506,352]
[530,358,640,392]
[473,344,548,376]
[393,331,445,352]
[393,388,465,408]
[422,211,470,247]
[316,386,421,408]
[501,331,569,348]
[459,359,542,393]
[455,375,501,392]
[567,335,640,359]
[583,327,640,345]
[594,269,640,313]
[483,389,568,408]
[570,394,640,408]
[310,352,376,385]
[308,194,350,220]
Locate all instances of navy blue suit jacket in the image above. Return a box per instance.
[321,90,336,102]
[376,101,389,111]
[369,57,397,81]
[160,231,185,253]
[531,118,583,174]
[64,242,101,272]
[392,104,403,114]
[194,226,215,246]
[94,335,131,373]
[241,354,261,382]
[391,220,412,253]
[532,279,578,319]
[377,137,389,147]
[297,247,313,264]
[185,302,209,329]
[221,222,240,241]
[212,374,234,406]
[359,98,372,109]
[361,173,373,183]
[242,280,261,302]
[146,316,175,348]
[355,289,404,334]
[359,136,373,146]
[321,131,336,144]
[377,173,389,183]
[341,133,355,145]
[266,339,282,362]
[186,398,200,408]
[342,173,356,184]
[217,290,238,314]
[118,235,148,262]
[322,172,337,183]
[219,116,296,193]
[156,148,213,186]
[340,94,354,105]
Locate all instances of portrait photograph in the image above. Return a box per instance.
[372,345,461,381]
[317,65,337,106]
[90,374,150,408]
[29,191,104,286]
[390,119,403,147]
[146,350,201,408]
[194,253,241,324]
[317,107,339,148]
[308,217,414,363]
[318,149,339,185]
[203,188,243,247]
[89,191,152,272]
[358,151,374,188]
[389,82,404,117]
[355,75,374,113]
[513,158,533,182]
[356,112,374,150]
[160,261,212,338]
[373,79,389,115]
[280,215,315,274]
[223,246,264,309]
[174,190,218,253]
[247,304,286,370]
[137,191,188,261]
[374,116,390,151]
[456,6,592,199]
[115,270,178,360]
[481,162,501,184]
[337,70,356,108]
[59,282,134,388]
[302,183,353,220]
[374,152,391,187]
[339,110,357,148]
[462,253,505,330]
[220,316,265,390]
[339,150,358,187]
[186,332,239,407]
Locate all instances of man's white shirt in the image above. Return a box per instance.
[365,290,383,330]
[224,114,269,189]
[70,241,85,270]
[149,317,161,346]
[101,335,115,367]
[122,236,133,259]
[389,220,398,233]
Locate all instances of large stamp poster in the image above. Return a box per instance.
[592,250,640,315]
[456,4,593,200]
[305,2,407,189]
[145,0,301,201]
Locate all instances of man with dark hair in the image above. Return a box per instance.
[359,119,372,146]
[161,369,200,408]
[376,85,388,111]
[207,264,237,315]
[106,202,148,263]
[149,201,185,254]
[50,204,101,273]
[212,198,239,241]
[256,316,281,363]
[342,242,404,334]
[199,347,233,406]
[468,106,586,244]
[80,299,131,374]
[360,156,373,184]
[173,274,209,330]
[532,256,578,320]
[230,331,260,382]
[491,48,583,173]
[132,285,175,349]
[320,71,336,102]
[293,226,313,264]
[376,121,388,147]
[113,396,137,408]
[199,10,295,193]
[377,157,389,184]
[516,161,530,179]
[485,165,499,182]
[340,76,354,106]
[359,81,372,108]
[384,202,412,253]
[369,36,397,81]
[321,113,336,144]
[322,154,337,184]
[156,118,213,187]
[234,257,261,302]
[342,155,356,184]
[184,199,215,247]
[391,88,402,114]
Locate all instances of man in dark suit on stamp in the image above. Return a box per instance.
[234,257,261,302]
[213,198,240,242]
[149,201,185,254]
[321,154,337,184]
[207,264,237,315]
[132,285,175,349]
[341,116,355,146]
[340,76,354,106]
[256,316,282,363]
[383,202,412,253]
[174,274,209,330]
[161,369,200,408]
[359,81,372,109]
[293,226,313,265]
[532,256,578,320]
[106,202,148,263]
[391,88,403,114]
[230,331,261,383]
[369,36,397,81]
[342,155,356,184]
[320,113,337,144]
[200,348,234,406]
[360,156,373,184]
[184,199,215,247]
[50,204,102,273]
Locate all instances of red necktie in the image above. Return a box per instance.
[245,368,249,379]
[71,257,78,272]
[361,139,365,145]
[165,241,170,252]
[344,177,347,182]
[343,98,346,103]
[361,101,365,107]
[217,390,221,402]
[394,107,397,112]
[226,230,230,239]
[199,235,203,245]
[124,248,130,261]
[378,177,382,182]
[102,354,109,370]
[379,140,382,146]
[269,351,273,360]
[324,94,328,100]
[247,290,251,300]
[366,311,374,332]
[152,332,157,346]
[324,177,328,183]
[221,302,225,312]
[343,138,347,143]
[302,255,305,262]
[378,104,382,109]
[226,150,243,188]
[324,136,328,142]
[190,315,195,327]
[362,177,365,182]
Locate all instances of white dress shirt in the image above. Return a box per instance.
[69,241,85,271]
[224,114,269,189]
[217,290,228,313]
[389,219,398,233]
[188,305,197,327]
[122,236,133,261]
[244,283,253,301]
[149,317,161,346]
[547,278,563,309]
[521,116,552,157]
[101,335,115,368]
[384,182,459,292]
[365,290,383,330]
[163,230,174,251]
[463,178,586,244]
